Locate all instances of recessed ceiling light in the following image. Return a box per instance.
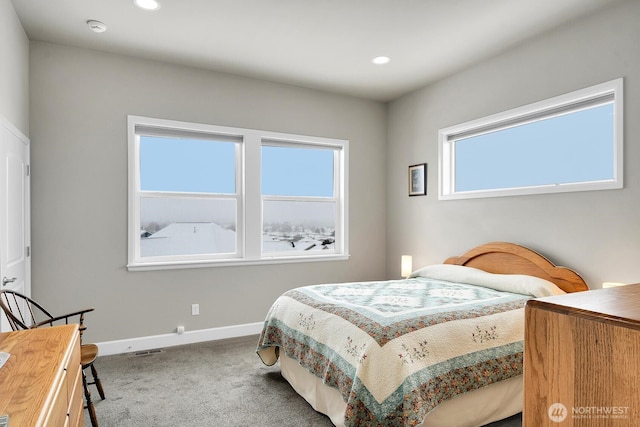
[86,20,107,33]
[134,0,161,11]
[372,56,390,65]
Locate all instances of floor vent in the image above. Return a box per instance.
[133,349,164,357]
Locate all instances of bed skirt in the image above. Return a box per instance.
[280,352,522,427]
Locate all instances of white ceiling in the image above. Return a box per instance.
[11,0,621,102]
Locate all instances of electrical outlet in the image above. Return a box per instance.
[191,303,199,316]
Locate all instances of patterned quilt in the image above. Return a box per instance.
[256,265,564,427]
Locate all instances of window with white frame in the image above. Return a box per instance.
[262,142,338,254]
[439,78,623,200]
[128,116,348,270]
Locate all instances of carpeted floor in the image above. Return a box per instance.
[86,335,522,427]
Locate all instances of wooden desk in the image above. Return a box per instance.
[524,284,640,426]
[0,324,84,427]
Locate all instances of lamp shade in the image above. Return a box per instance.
[401,255,413,278]
[602,282,626,288]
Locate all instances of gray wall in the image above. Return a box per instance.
[19,0,640,345]
[386,0,640,289]
[29,42,387,343]
[0,0,29,133]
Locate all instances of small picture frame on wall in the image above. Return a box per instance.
[408,163,427,196]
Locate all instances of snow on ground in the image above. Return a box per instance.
[141,222,334,257]
[141,222,235,257]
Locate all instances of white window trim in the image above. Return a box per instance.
[127,116,349,271]
[438,78,623,200]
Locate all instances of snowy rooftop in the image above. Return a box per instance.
[141,222,235,257]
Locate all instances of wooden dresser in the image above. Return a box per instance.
[524,284,640,426]
[0,324,84,427]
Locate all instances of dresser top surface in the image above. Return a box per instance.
[527,283,640,327]
[0,324,79,423]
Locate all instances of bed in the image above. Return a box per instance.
[256,242,589,427]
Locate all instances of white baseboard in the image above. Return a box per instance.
[95,321,264,356]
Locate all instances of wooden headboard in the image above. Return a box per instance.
[444,242,589,293]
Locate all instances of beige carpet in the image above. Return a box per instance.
[86,335,522,427]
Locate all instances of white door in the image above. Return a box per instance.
[0,116,30,332]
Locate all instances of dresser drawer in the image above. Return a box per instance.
[66,337,81,401]
[68,365,84,427]
[43,368,69,426]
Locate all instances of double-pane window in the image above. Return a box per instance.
[128,116,348,270]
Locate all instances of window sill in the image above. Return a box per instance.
[127,253,351,271]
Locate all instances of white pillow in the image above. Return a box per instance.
[410,264,565,298]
